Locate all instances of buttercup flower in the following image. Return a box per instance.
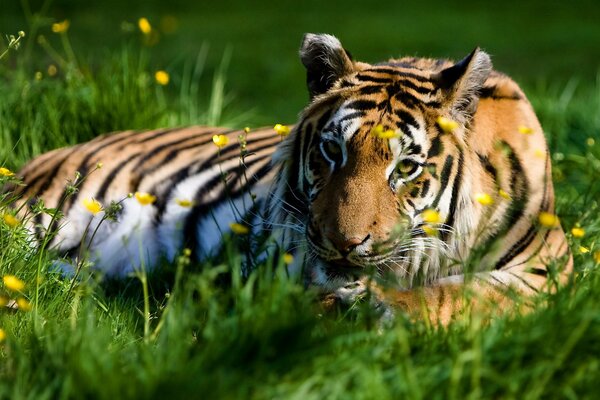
[579,246,590,254]
[0,328,5,343]
[283,253,294,265]
[422,225,437,236]
[498,189,511,200]
[16,298,31,312]
[138,18,152,34]
[82,198,103,215]
[571,227,585,238]
[518,126,534,135]
[274,124,291,136]
[212,134,229,148]
[176,199,193,207]
[422,209,442,224]
[229,222,249,235]
[594,251,600,264]
[3,275,25,292]
[2,214,20,228]
[51,20,70,33]
[47,64,57,76]
[155,70,169,85]
[475,192,494,206]
[538,212,560,228]
[533,149,545,159]
[135,192,156,205]
[370,124,399,139]
[243,127,251,134]
[0,167,14,177]
[436,116,459,133]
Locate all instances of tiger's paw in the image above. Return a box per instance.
[319,280,395,326]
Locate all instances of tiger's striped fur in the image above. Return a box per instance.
[14,126,279,275]
[11,34,571,323]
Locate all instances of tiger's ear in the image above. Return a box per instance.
[300,33,355,99]
[433,48,492,122]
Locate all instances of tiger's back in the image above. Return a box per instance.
[15,126,280,275]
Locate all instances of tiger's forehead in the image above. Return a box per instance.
[320,94,430,159]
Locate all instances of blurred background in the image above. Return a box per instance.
[2,0,599,125]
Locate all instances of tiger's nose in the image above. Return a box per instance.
[328,234,370,256]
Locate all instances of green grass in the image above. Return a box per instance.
[2,2,600,398]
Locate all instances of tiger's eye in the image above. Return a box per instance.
[395,159,418,177]
[320,139,343,165]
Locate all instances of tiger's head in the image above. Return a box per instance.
[269,33,492,289]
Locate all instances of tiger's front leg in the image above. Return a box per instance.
[323,264,570,326]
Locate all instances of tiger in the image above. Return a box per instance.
[9,33,572,323]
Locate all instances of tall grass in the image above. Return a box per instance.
[1,11,600,400]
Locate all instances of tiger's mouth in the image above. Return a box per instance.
[322,258,364,279]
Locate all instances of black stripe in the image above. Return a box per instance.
[366,67,431,82]
[479,86,522,101]
[345,99,378,111]
[420,180,430,197]
[432,155,454,208]
[427,135,443,158]
[357,85,383,95]
[356,74,393,84]
[440,150,463,242]
[394,109,420,130]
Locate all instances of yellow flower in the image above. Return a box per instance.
[594,251,600,264]
[47,64,57,76]
[422,225,437,236]
[183,248,192,257]
[243,127,251,134]
[138,17,152,35]
[0,295,8,307]
[571,227,585,238]
[2,213,20,228]
[3,275,25,292]
[274,124,291,136]
[422,209,442,224]
[518,126,534,135]
[34,71,43,81]
[283,253,294,265]
[436,116,459,133]
[16,297,31,312]
[51,20,70,33]
[212,134,229,148]
[0,328,5,343]
[475,192,494,206]
[96,162,103,169]
[579,246,590,254]
[155,70,169,85]
[498,189,511,200]
[229,222,249,235]
[370,124,399,139]
[0,167,14,177]
[533,149,546,159]
[538,212,560,229]
[176,199,194,207]
[586,137,595,147]
[82,198,103,215]
[135,192,157,205]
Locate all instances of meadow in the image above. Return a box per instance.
[1,1,600,398]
